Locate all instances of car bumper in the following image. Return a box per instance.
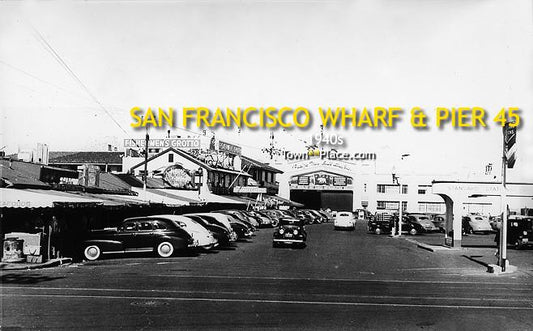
[273,238,305,243]
[335,224,355,228]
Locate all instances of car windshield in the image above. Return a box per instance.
[279,218,302,226]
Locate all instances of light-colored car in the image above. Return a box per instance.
[334,212,356,230]
[191,212,237,241]
[463,214,493,234]
[161,215,219,250]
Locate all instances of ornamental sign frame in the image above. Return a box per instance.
[289,170,354,191]
[162,164,196,190]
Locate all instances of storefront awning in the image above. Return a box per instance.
[264,194,304,208]
[0,188,104,209]
[148,189,202,204]
[70,192,151,207]
[132,187,189,207]
[147,189,246,205]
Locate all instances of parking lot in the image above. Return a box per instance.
[2,221,533,330]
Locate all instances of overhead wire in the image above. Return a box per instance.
[25,19,143,150]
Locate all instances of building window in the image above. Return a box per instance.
[418,185,431,194]
[418,202,444,213]
[377,184,386,193]
[377,201,400,210]
[401,185,408,194]
[168,153,174,163]
[402,201,407,211]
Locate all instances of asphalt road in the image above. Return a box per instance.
[2,222,533,330]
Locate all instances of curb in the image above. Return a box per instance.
[402,237,455,252]
[487,264,518,275]
[0,258,73,271]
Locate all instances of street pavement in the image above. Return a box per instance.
[2,221,533,330]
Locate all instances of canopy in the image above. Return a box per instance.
[1,188,104,209]
[264,194,304,208]
[132,187,189,207]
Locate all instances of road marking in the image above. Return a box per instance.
[146,274,533,286]
[2,293,533,310]
[2,286,533,303]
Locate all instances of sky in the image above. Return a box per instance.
[1,0,532,181]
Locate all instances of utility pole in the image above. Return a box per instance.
[143,125,149,192]
[499,122,515,271]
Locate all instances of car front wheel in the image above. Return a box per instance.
[409,228,418,236]
[84,245,101,261]
[156,241,174,258]
[374,228,382,235]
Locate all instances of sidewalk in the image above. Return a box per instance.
[0,257,72,271]
[401,233,533,275]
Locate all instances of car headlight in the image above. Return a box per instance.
[293,229,298,235]
[279,229,285,235]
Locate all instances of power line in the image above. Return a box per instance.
[25,20,143,150]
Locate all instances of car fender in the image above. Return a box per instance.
[154,235,190,250]
[82,240,123,252]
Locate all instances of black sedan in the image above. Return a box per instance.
[82,217,193,261]
[272,217,307,248]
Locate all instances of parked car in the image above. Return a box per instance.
[507,215,533,249]
[367,213,394,235]
[292,210,314,224]
[184,214,236,247]
[462,214,493,234]
[430,214,447,233]
[217,210,258,231]
[334,212,356,230]
[306,209,327,223]
[157,215,218,250]
[223,214,254,240]
[243,210,273,227]
[408,214,439,232]
[272,217,307,248]
[82,216,194,261]
[318,210,334,222]
[257,210,283,227]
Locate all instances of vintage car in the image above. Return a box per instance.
[368,212,394,235]
[272,217,307,248]
[217,210,258,231]
[257,210,283,227]
[222,214,254,240]
[318,210,335,222]
[243,210,273,227]
[306,209,328,223]
[408,214,439,232]
[334,211,356,230]
[82,217,194,261]
[430,214,447,233]
[184,214,236,247]
[508,215,533,249]
[462,214,493,234]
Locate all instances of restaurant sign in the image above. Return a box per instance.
[219,140,242,156]
[289,171,353,190]
[163,164,196,189]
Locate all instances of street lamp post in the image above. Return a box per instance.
[391,154,410,237]
[194,168,204,200]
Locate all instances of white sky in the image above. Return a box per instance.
[1,0,532,181]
